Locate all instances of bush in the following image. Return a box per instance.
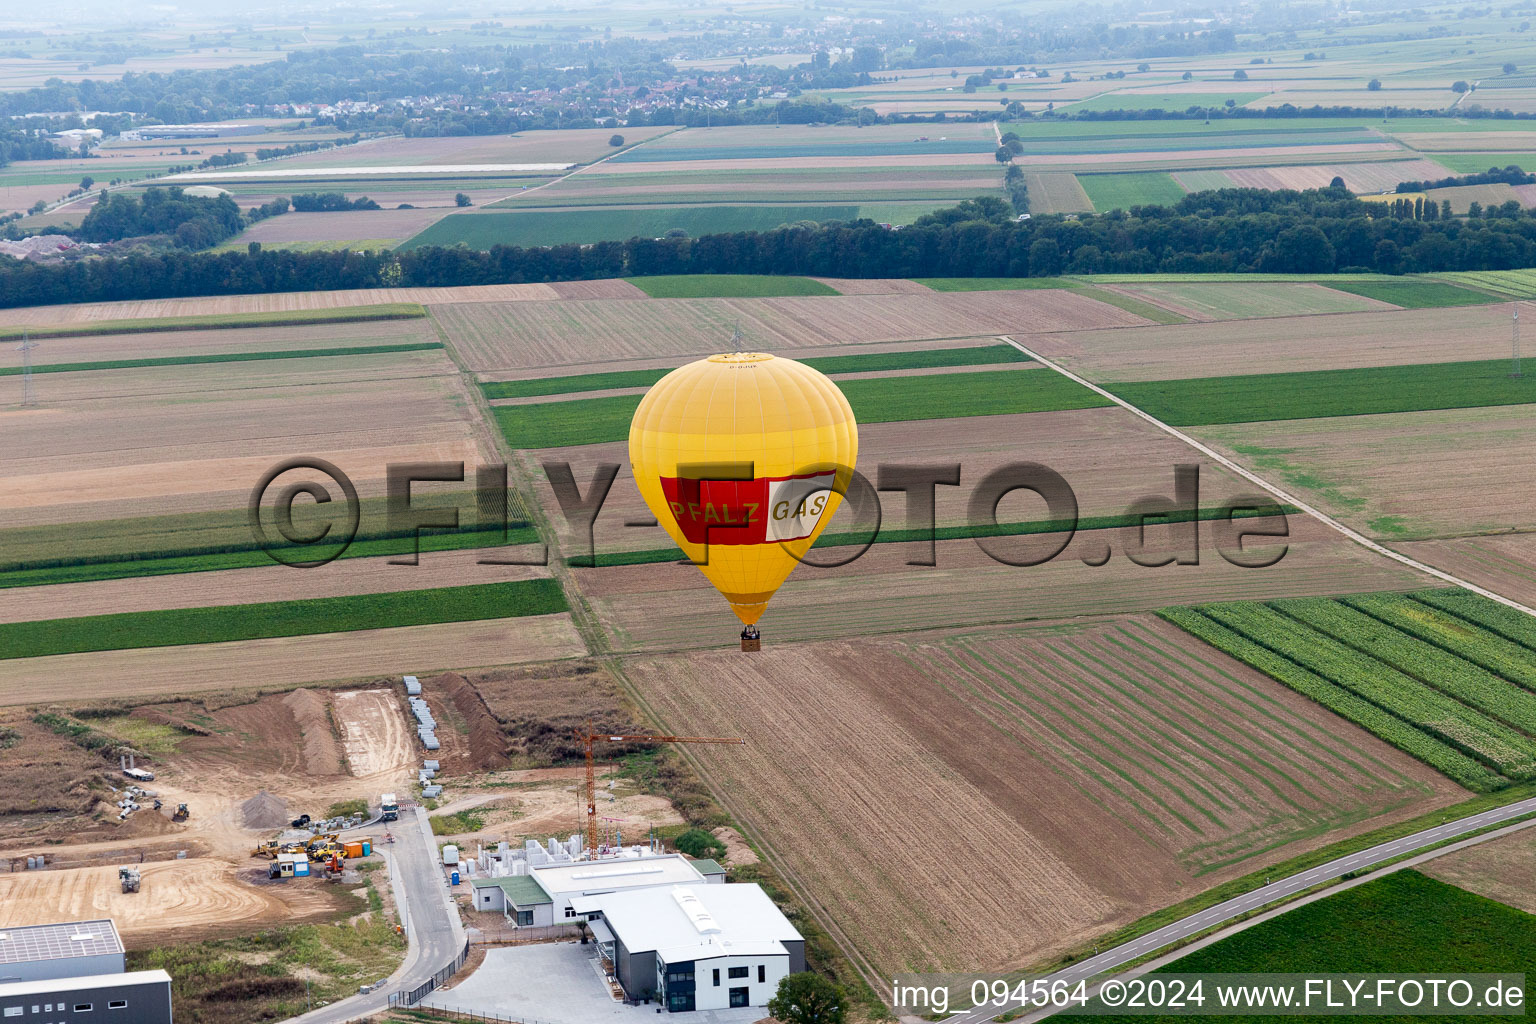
[454,193,472,207]
[767,973,845,1024]
[674,827,727,860]
[609,134,624,146]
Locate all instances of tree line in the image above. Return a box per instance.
[13,187,1536,309]
[1395,164,1536,193]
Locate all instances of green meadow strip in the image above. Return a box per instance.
[0,303,427,341]
[628,274,838,298]
[1112,358,1536,425]
[479,344,1029,399]
[1323,280,1503,308]
[0,342,444,378]
[0,525,539,590]
[0,579,568,660]
[570,504,1298,567]
[494,367,1108,448]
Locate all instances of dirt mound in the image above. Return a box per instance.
[240,791,288,830]
[281,689,343,776]
[433,672,512,773]
[469,662,640,766]
[711,826,759,867]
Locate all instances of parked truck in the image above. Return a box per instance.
[380,792,398,822]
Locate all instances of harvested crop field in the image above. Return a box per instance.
[1198,404,1536,537]
[579,511,1427,651]
[234,207,452,245]
[270,127,676,171]
[0,857,340,944]
[811,277,935,294]
[29,316,439,365]
[0,354,484,526]
[1026,172,1095,214]
[1111,282,1394,320]
[433,291,1147,372]
[1,283,565,324]
[1421,824,1536,914]
[623,617,1461,973]
[1172,159,1456,194]
[1025,304,1527,382]
[536,404,1252,551]
[1399,534,1536,607]
[0,551,552,623]
[0,612,585,707]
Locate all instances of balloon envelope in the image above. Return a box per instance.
[628,352,859,626]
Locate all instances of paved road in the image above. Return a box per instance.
[285,805,463,1024]
[944,796,1536,1024]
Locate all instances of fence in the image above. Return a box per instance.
[471,923,583,946]
[384,1007,563,1024]
[389,937,471,1008]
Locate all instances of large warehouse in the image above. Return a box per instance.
[572,882,804,1012]
[0,920,172,1023]
[471,853,724,926]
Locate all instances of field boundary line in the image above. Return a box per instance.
[481,126,686,206]
[998,335,1536,620]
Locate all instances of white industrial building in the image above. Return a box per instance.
[532,854,714,922]
[0,920,172,1022]
[573,882,804,1012]
[468,851,727,927]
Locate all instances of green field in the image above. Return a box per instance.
[0,303,426,340]
[1075,871,1536,1024]
[398,205,879,250]
[1324,280,1504,308]
[629,274,839,298]
[1066,91,1268,112]
[1113,358,1536,425]
[911,277,1069,291]
[0,342,443,379]
[479,343,1029,399]
[1078,171,1187,211]
[493,366,1107,448]
[1426,153,1535,174]
[1439,270,1536,298]
[1118,282,1386,319]
[0,579,567,659]
[1162,589,1536,791]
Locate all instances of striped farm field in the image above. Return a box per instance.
[1025,172,1095,213]
[1439,269,1536,298]
[433,289,1149,372]
[493,366,1104,448]
[623,616,1461,973]
[1172,159,1456,195]
[1113,282,1390,320]
[479,342,1027,399]
[0,303,425,340]
[398,205,871,250]
[1165,589,1536,791]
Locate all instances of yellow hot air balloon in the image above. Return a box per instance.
[629,351,858,645]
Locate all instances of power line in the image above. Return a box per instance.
[16,333,38,407]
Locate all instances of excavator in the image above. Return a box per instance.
[306,833,342,860]
[250,838,309,860]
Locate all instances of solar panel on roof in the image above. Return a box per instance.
[0,920,122,964]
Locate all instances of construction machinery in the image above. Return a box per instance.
[118,866,141,894]
[171,803,189,822]
[306,833,342,860]
[573,723,743,856]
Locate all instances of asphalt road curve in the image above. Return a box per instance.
[285,805,464,1024]
[945,795,1536,1024]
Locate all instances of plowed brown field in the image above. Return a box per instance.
[1399,534,1536,605]
[1422,824,1536,914]
[1199,404,1536,537]
[623,617,1461,973]
[0,857,339,943]
[36,317,437,364]
[1026,305,1524,382]
[436,291,1146,371]
[0,613,585,706]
